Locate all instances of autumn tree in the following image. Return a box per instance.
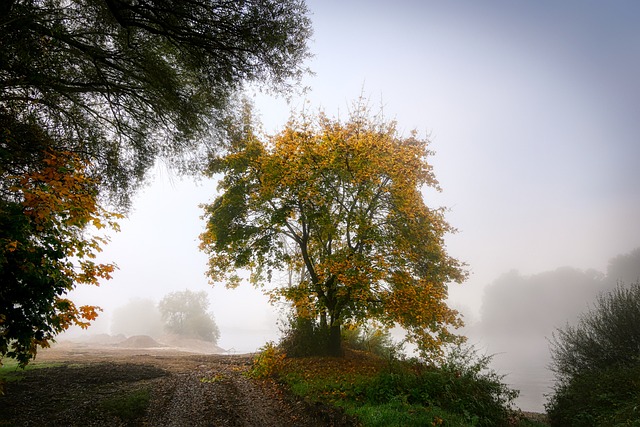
[158,290,220,343]
[0,147,120,366]
[200,102,466,357]
[1,0,312,204]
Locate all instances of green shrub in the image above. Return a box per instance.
[280,316,403,359]
[547,281,640,426]
[439,345,519,421]
[343,401,463,427]
[360,345,518,426]
[278,316,330,357]
[546,360,640,426]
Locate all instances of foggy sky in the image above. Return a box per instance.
[68,0,640,371]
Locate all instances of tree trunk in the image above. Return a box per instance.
[320,310,327,329]
[327,323,342,356]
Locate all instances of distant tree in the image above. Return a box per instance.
[158,290,219,343]
[478,268,605,338]
[111,299,163,338]
[0,148,120,366]
[606,247,640,285]
[1,0,312,205]
[547,281,640,425]
[476,248,640,342]
[200,100,466,358]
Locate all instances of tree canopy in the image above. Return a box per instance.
[158,290,219,343]
[1,0,312,205]
[200,102,466,357]
[0,0,311,365]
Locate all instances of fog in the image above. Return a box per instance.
[60,0,640,413]
[463,248,640,411]
[110,298,163,338]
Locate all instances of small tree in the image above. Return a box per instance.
[200,100,466,358]
[547,281,640,425]
[0,149,120,366]
[158,290,219,343]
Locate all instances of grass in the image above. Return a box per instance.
[1,358,160,425]
[260,348,548,427]
[343,401,467,426]
[99,388,152,421]
[72,363,155,422]
[0,358,63,384]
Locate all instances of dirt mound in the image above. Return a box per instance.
[85,333,127,345]
[157,335,225,354]
[117,335,164,348]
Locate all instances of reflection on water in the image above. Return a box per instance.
[487,344,554,413]
[216,328,280,354]
[503,368,554,413]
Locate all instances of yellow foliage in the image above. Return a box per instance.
[200,101,466,358]
[14,150,121,286]
[2,149,120,364]
[248,342,287,379]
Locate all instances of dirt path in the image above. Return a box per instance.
[0,345,353,426]
[144,356,322,426]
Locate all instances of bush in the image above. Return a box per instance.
[341,324,402,359]
[437,344,519,424]
[280,316,402,359]
[547,281,640,426]
[247,342,286,379]
[362,344,518,426]
[278,316,330,357]
[546,361,640,426]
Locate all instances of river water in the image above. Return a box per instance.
[502,366,554,412]
[487,345,555,413]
